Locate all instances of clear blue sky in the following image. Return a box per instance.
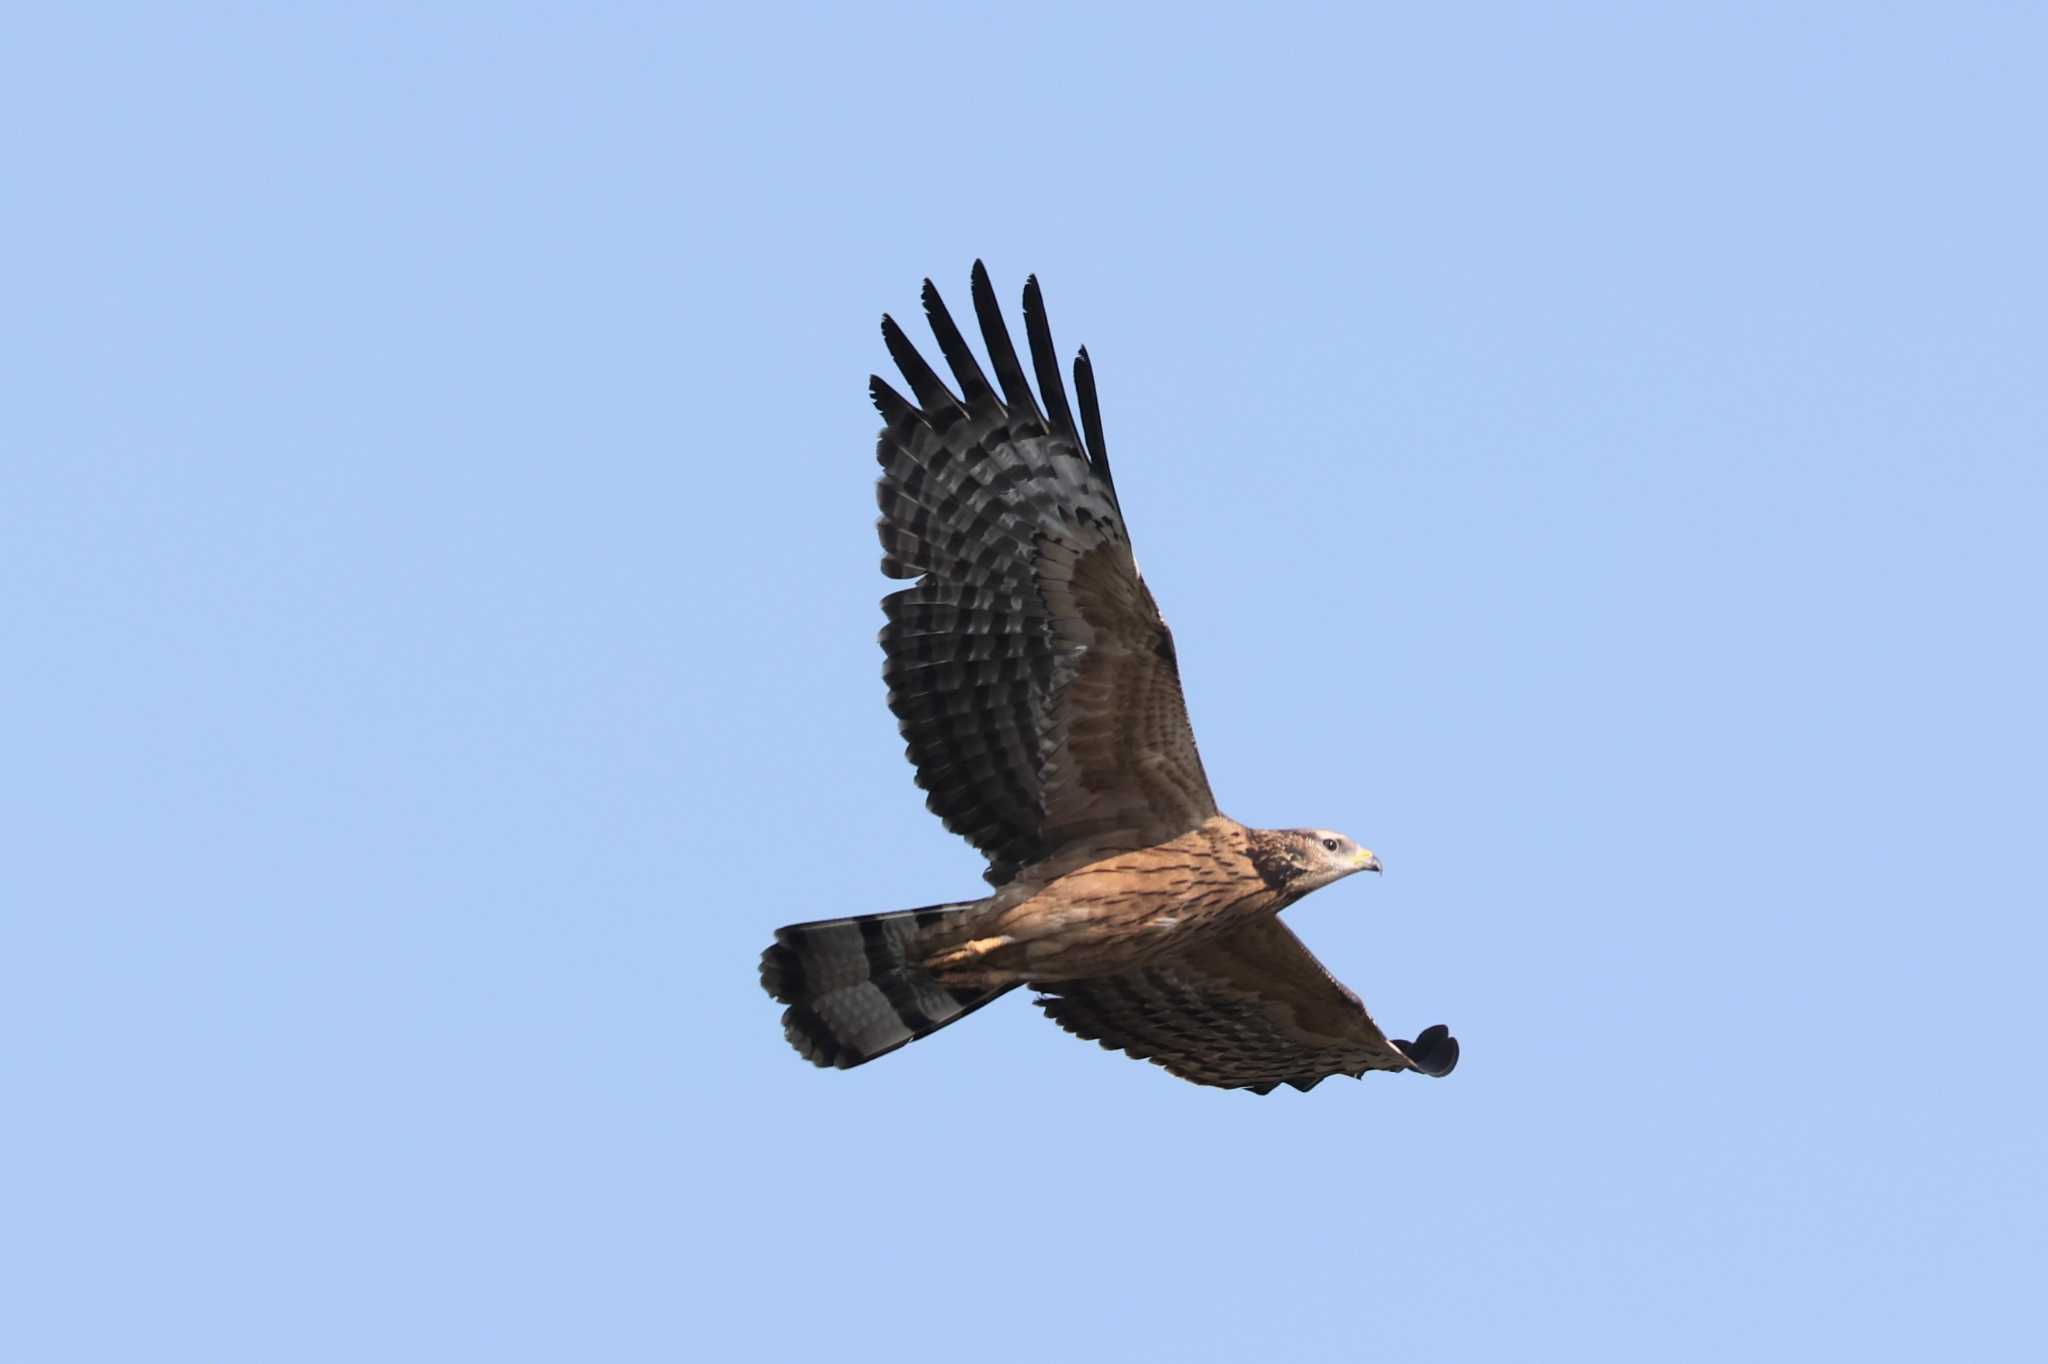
[7,6,2044,1360]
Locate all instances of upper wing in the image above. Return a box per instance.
[1033,917,1460,1093]
[874,263,1218,886]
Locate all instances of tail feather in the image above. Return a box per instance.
[761,903,1015,1069]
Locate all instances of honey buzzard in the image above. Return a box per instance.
[759,264,1458,1094]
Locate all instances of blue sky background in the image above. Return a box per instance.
[7,6,2044,1360]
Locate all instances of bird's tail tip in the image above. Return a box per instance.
[760,904,1013,1071]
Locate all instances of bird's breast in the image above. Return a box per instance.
[950,832,1280,983]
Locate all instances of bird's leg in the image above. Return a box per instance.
[926,935,1015,971]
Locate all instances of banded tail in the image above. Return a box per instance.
[760,904,1016,1068]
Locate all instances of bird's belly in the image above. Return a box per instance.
[956,891,1259,984]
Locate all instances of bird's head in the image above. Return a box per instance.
[1252,828,1381,894]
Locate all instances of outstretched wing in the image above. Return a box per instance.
[1034,917,1460,1093]
[874,263,1218,886]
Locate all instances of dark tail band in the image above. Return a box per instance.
[761,904,1014,1069]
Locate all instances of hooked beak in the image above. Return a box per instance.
[1353,849,1382,875]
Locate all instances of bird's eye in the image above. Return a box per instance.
[1322,838,1339,852]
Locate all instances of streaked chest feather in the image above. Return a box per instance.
[932,818,1279,982]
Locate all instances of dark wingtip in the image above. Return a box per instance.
[920,273,996,407]
[969,261,1043,427]
[920,277,950,336]
[880,311,962,415]
[1394,1023,1460,1077]
[1072,344,1118,505]
[1020,272,1081,443]
[869,374,920,429]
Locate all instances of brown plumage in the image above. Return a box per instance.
[758,264,1458,1094]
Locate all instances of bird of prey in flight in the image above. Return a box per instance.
[759,264,1458,1094]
